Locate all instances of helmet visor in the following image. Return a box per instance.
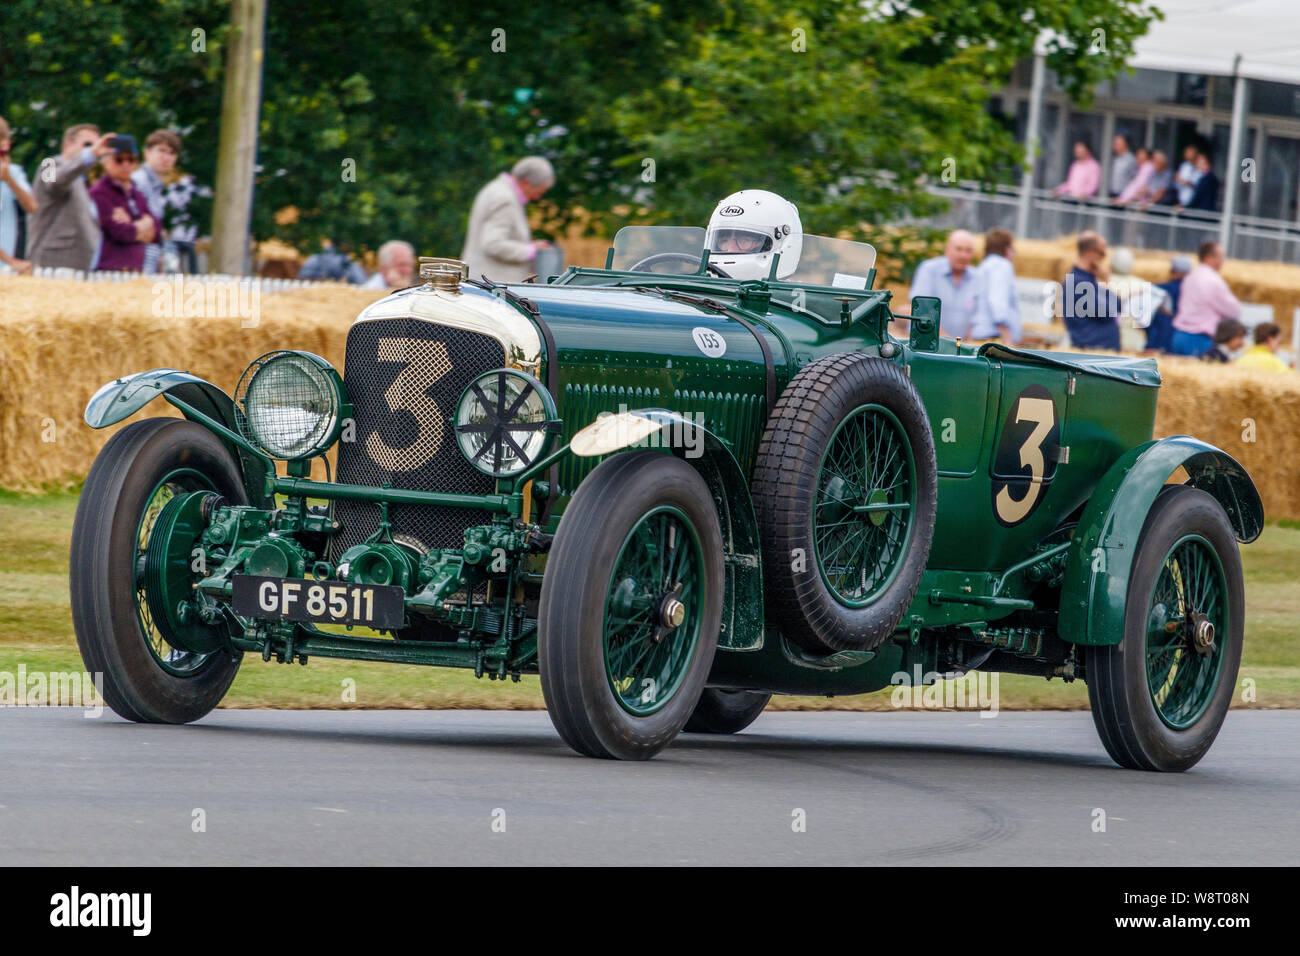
[707,228,773,255]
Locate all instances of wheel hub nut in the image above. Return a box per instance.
[1191,614,1215,654]
[660,597,686,629]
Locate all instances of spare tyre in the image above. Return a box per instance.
[752,352,937,654]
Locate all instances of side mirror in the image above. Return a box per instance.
[909,296,941,352]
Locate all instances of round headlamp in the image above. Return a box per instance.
[455,369,558,478]
[236,351,347,460]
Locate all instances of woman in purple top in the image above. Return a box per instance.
[88,134,160,272]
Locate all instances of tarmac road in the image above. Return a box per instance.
[2,708,1296,865]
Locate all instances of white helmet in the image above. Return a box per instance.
[705,190,802,281]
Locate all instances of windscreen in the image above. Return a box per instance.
[609,226,707,274]
[783,235,878,288]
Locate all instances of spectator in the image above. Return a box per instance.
[298,239,369,284]
[1234,322,1293,373]
[160,169,211,274]
[27,123,115,271]
[908,228,981,339]
[1170,241,1241,356]
[131,129,181,274]
[1180,152,1220,213]
[1148,255,1193,352]
[1143,150,1176,206]
[1052,140,1101,200]
[461,156,555,283]
[1114,147,1154,205]
[1174,144,1202,207]
[87,135,160,272]
[0,115,38,274]
[363,240,416,289]
[971,228,1020,344]
[1106,246,1169,352]
[1061,231,1121,350]
[1109,134,1138,198]
[1201,318,1247,363]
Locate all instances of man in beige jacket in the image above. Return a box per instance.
[28,124,116,271]
[461,156,554,282]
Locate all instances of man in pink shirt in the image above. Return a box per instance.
[1170,240,1241,356]
[1114,147,1155,205]
[1052,141,1101,200]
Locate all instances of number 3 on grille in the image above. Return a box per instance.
[364,337,451,471]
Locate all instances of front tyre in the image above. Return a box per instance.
[70,418,248,724]
[538,451,725,760]
[1085,486,1244,772]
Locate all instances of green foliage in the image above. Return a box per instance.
[0,0,1156,264]
[608,0,1161,244]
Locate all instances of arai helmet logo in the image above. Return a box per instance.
[719,205,744,217]
[692,327,726,358]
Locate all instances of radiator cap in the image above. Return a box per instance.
[418,257,468,293]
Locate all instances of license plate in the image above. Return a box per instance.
[232,575,406,629]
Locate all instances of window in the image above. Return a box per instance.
[1249,80,1300,119]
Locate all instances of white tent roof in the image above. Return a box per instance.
[1131,0,1300,85]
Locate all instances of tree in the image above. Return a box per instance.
[605,0,1160,258]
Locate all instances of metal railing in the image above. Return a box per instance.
[925,182,1300,263]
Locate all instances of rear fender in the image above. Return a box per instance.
[85,369,273,508]
[1058,436,1262,647]
[570,408,764,650]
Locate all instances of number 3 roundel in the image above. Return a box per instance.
[991,384,1060,526]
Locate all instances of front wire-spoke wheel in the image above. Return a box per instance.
[603,507,704,716]
[539,451,725,760]
[71,419,248,724]
[134,469,219,677]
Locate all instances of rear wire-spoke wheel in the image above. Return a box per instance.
[1086,486,1244,772]
[815,404,917,606]
[539,451,724,760]
[1145,535,1229,730]
[71,419,247,724]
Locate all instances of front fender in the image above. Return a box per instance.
[1058,436,1263,647]
[85,369,272,508]
[570,408,764,651]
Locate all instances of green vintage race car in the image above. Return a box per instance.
[72,226,1263,769]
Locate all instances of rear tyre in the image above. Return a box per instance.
[538,451,725,759]
[683,688,771,735]
[1085,486,1244,772]
[71,418,248,724]
[752,352,937,654]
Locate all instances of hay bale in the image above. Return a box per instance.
[1154,355,1300,523]
[0,275,382,491]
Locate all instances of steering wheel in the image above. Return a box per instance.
[627,252,732,279]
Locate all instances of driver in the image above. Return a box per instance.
[705,189,802,280]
